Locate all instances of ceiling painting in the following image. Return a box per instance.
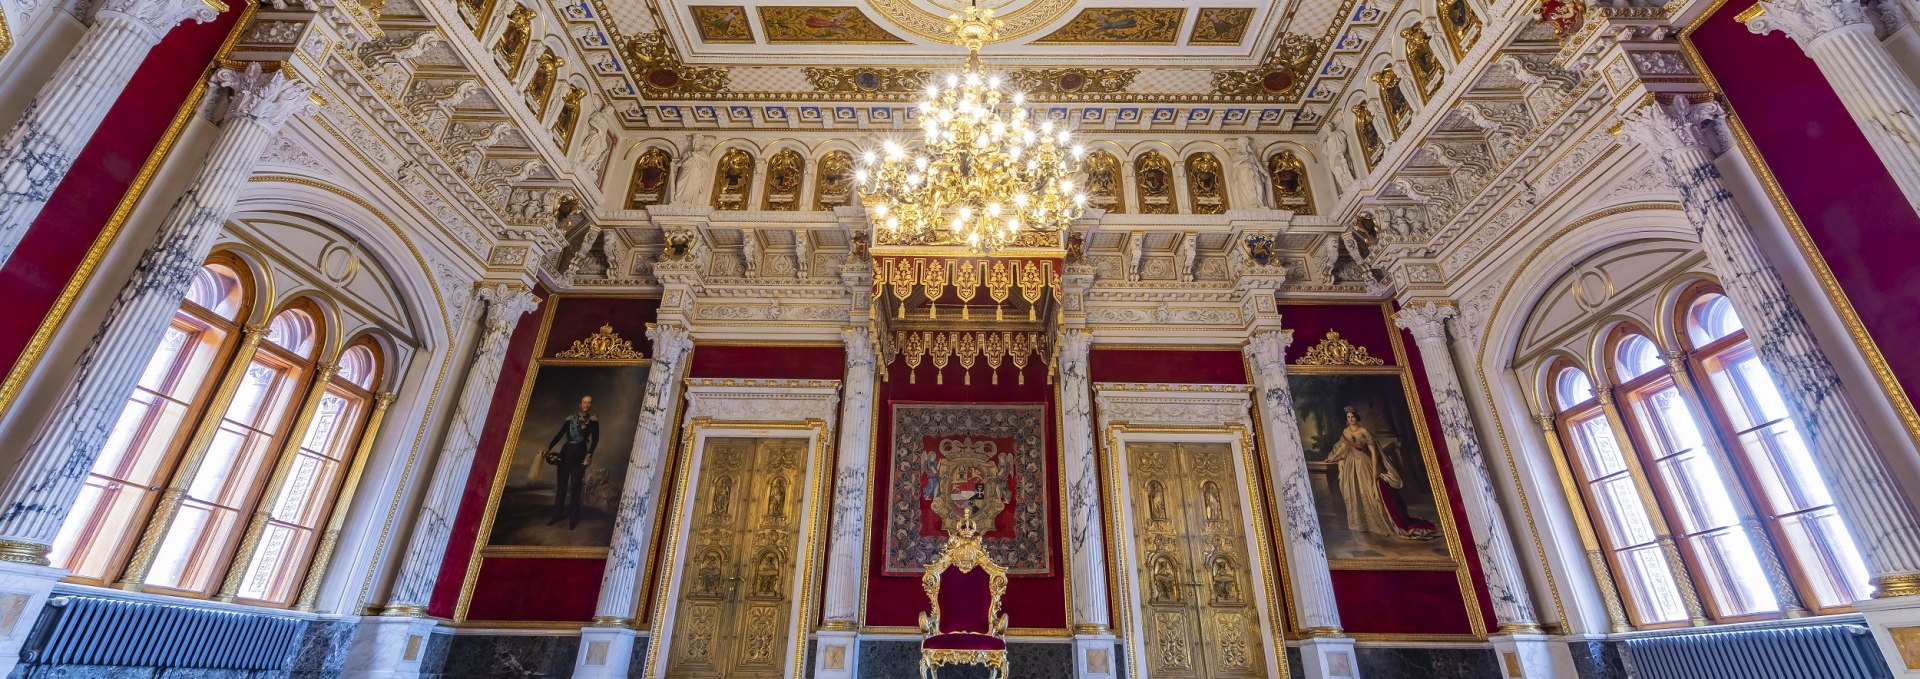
[1031,7,1187,44]
[758,6,910,43]
[1188,7,1255,45]
[690,6,756,43]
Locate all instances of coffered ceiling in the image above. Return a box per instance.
[554,0,1405,132]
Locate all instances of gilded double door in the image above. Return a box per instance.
[667,437,808,679]
[1127,442,1265,679]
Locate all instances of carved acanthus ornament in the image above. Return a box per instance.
[805,67,931,95]
[1293,330,1386,366]
[553,323,646,360]
[625,31,727,96]
[1212,34,1323,100]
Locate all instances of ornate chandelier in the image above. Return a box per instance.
[855,4,1088,254]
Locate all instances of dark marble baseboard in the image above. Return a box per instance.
[856,639,1074,679]
[1354,646,1501,679]
[1566,639,1628,679]
[427,634,579,678]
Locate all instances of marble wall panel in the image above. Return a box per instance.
[855,640,1075,679]
[1566,640,1628,679]
[430,634,579,678]
[1354,646,1501,679]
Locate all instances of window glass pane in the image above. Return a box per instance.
[236,522,310,603]
[1687,294,1743,347]
[265,308,317,357]
[1630,384,1708,457]
[1556,368,1594,411]
[1701,343,1791,431]
[1568,414,1627,479]
[1621,544,1690,624]
[1778,508,1874,607]
[1616,335,1664,380]
[1689,527,1780,615]
[1593,474,1659,547]
[185,263,244,320]
[338,345,377,389]
[1737,421,1831,513]
[1651,449,1742,534]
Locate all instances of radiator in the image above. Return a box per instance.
[1624,622,1892,679]
[20,594,303,670]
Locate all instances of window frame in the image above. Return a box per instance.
[1602,323,1782,623]
[140,299,327,599]
[1673,281,1864,615]
[1546,358,1693,630]
[54,255,256,586]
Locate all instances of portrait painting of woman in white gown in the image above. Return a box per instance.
[1289,372,1453,565]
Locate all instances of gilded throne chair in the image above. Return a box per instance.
[918,511,1010,679]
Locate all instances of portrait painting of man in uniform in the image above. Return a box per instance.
[484,363,648,551]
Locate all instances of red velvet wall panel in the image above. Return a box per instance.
[688,344,846,380]
[865,360,1067,629]
[0,8,244,402]
[1690,4,1920,409]
[1087,347,1248,384]
[433,294,673,622]
[1277,302,1496,636]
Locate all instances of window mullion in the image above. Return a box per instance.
[216,361,340,604]
[1535,411,1635,631]
[1596,385,1710,625]
[113,322,270,591]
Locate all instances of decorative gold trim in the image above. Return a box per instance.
[0,540,50,566]
[1733,4,1765,23]
[553,323,647,360]
[1678,7,1920,452]
[1293,330,1386,366]
[1874,574,1920,599]
[0,0,258,425]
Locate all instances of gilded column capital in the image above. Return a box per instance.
[213,62,315,132]
[1746,0,1874,46]
[1393,300,1457,345]
[94,0,223,41]
[1617,96,1724,161]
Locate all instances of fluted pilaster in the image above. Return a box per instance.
[384,284,541,610]
[588,322,693,624]
[1244,329,1343,632]
[1620,96,1920,596]
[0,63,311,565]
[0,0,224,271]
[1748,0,1920,213]
[1395,302,1540,631]
[818,327,877,627]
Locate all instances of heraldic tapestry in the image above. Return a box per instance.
[883,403,1054,576]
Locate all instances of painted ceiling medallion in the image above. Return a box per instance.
[855,4,1090,254]
[864,0,1077,42]
[759,5,909,43]
[690,5,755,42]
[1212,33,1323,100]
[1033,7,1185,44]
[627,31,729,95]
[1187,7,1254,45]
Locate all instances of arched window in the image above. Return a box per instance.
[1548,360,1693,626]
[1679,286,1872,610]
[231,339,384,606]
[1607,326,1778,619]
[144,303,324,596]
[50,259,254,583]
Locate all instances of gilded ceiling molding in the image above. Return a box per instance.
[805,67,931,95]
[1212,33,1323,100]
[863,0,1077,43]
[625,31,728,94]
[1004,68,1136,96]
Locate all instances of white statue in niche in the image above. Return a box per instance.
[1322,118,1358,194]
[1231,137,1273,209]
[671,134,716,205]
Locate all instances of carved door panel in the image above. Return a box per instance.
[667,437,808,679]
[1127,442,1265,679]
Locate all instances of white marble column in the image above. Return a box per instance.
[0,61,307,677]
[0,0,222,271]
[573,322,693,679]
[1620,96,1920,594]
[811,327,876,679]
[1244,329,1357,679]
[1056,329,1117,679]
[1395,302,1553,678]
[0,62,310,563]
[380,283,541,612]
[1748,0,1920,214]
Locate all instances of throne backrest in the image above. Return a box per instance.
[921,512,1008,636]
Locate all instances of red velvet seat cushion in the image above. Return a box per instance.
[923,633,1007,651]
[933,567,993,635]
